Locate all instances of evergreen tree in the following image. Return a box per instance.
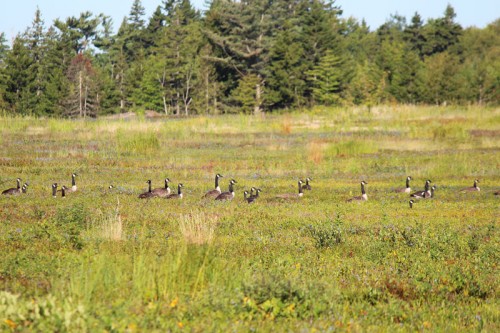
[422,4,462,56]
[307,50,343,105]
[0,32,10,110]
[266,20,307,109]
[404,12,426,58]
[3,36,32,113]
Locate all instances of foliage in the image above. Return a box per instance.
[0,2,498,115]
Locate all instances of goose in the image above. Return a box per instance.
[215,179,237,201]
[21,183,28,194]
[152,178,171,197]
[69,173,77,192]
[461,179,480,192]
[247,188,261,203]
[244,190,250,201]
[410,180,432,199]
[250,188,262,199]
[166,183,184,199]
[61,185,67,198]
[2,178,22,195]
[276,180,304,199]
[409,199,414,208]
[138,180,155,199]
[52,183,58,198]
[426,185,436,198]
[203,174,224,198]
[249,187,257,198]
[302,177,312,191]
[347,181,368,202]
[395,176,412,193]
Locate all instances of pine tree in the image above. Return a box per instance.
[0,32,10,110]
[422,4,462,56]
[266,20,307,109]
[307,50,343,105]
[404,12,426,58]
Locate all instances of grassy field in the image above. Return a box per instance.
[0,105,499,332]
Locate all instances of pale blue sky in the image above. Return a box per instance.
[1,1,498,42]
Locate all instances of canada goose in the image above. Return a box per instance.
[410,180,432,199]
[69,173,77,192]
[203,174,224,198]
[249,187,257,197]
[2,178,22,195]
[347,181,368,202]
[461,179,480,192]
[52,183,58,198]
[215,179,237,201]
[395,176,412,193]
[152,178,171,197]
[426,185,436,198]
[247,188,261,203]
[302,177,312,191]
[276,180,304,199]
[409,199,414,208]
[138,180,155,199]
[61,185,67,198]
[166,183,184,199]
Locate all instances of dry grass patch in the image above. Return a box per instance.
[178,211,217,245]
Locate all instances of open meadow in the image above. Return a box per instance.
[0,106,499,332]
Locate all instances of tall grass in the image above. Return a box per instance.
[178,211,217,245]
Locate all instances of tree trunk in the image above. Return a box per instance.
[79,70,83,118]
[254,79,262,115]
[163,96,168,115]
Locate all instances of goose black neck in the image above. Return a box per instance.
[406,178,410,188]
[474,181,478,188]
[298,182,303,194]
[52,186,57,197]
[424,182,430,191]
[361,183,366,195]
[62,188,66,197]
[177,184,182,195]
[72,175,76,186]
[229,183,234,193]
[148,182,152,192]
[215,175,219,188]
[165,180,169,189]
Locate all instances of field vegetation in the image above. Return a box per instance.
[0,105,499,331]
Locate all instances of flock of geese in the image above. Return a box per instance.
[1,173,494,208]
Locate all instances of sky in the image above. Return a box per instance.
[1,0,498,43]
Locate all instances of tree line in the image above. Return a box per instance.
[0,0,498,117]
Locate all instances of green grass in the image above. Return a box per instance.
[0,105,499,332]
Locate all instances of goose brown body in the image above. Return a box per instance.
[347,181,368,202]
[152,178,171,197]
[215,179,237,201]
[276,180,304,199]
[2,178,22,195]
[461,179,480,192]
[138,180,155,199]
[204,174,224,198]
[166,183,183,199]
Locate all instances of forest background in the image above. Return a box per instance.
[0,0,498,117]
